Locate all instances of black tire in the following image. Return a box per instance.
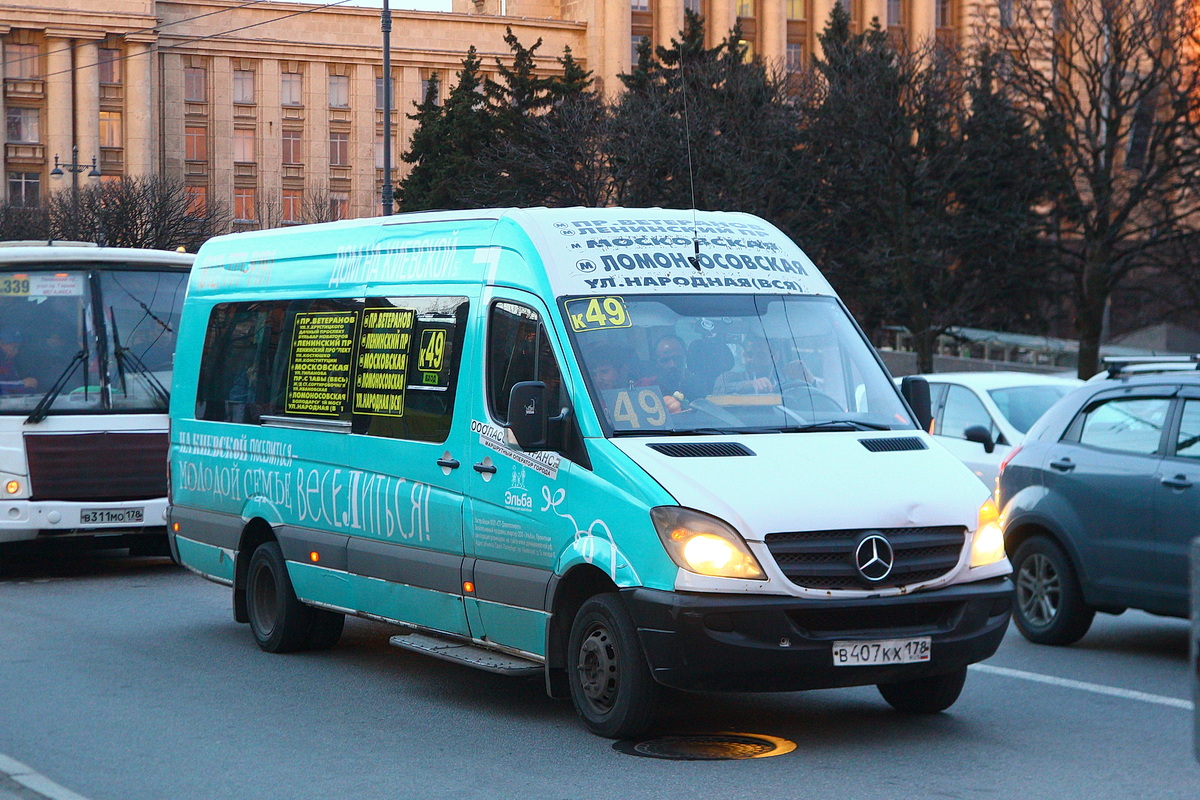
[1011,536,1095,646]
[305,609,345,650]
[246,541,313,653]
[567,594,659,739]
[878,666,967,714]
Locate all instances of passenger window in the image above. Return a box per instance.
[1174,400,1200,459]
[195,297,467,443]
[487,301,568,424]
[938,385,996,441]
[1078,397,1170,455]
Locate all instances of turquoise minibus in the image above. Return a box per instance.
[168,208,1011,737]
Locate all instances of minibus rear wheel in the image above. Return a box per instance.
[567,594,658,739]
[246,541,314,653]
[877,666,967,714]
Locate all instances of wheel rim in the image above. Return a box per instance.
[250,561,278,637]
[1016,552,1060,628]
[576,621,619,714]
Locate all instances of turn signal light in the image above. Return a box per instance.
[4,480,18,494]
[309,551,320,563]
[463,581,475,594]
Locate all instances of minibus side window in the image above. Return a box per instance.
[487,301,567,425]
[196,302,285,423]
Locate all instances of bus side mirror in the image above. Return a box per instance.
[508,381,547,451]
[964,424,996,454]
[900,376,933,432]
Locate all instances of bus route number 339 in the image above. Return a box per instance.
[832,637,931,666]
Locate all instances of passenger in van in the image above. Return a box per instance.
[0,326,38,394]
[638,334,703,412]
[588,343,630,391]
[713,337,779,395]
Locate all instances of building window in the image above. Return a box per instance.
[282,189,302,223]
[632,0,649,9]
[685,0,702,13]
[331,192,349,220]
[329,132,349,166]
[329,75,349,108]
[631,35,645,66]
[185,126,208,161]
[233,69,255,104]
[419,71,441,106]
[185,185,207,216]
[282,129,302,165]
[233,187,257,222]
[4,44,39,80]
[376,77,397,111]
[936,0,952,27]
[234,128,255,163]
[376,135,388,169]
[786,42,804,72]
[786,0,805,19]
[6,108,39,143]
[887,0,902,26]
[185,67,207,102]
[281,72,303,106]
[738,0,754,17]
[999,0,1014,28]
[7,172,40,207]
[99,111,122,148]
[98,48,121,84]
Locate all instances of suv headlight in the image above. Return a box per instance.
[969,498,1006,568]
[651,507,766,580]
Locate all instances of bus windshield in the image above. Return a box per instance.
[0,267,187,415]
[563,293,914,436]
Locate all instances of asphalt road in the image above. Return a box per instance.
[0,542,1197,800]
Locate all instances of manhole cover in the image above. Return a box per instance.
[613,733,796,761]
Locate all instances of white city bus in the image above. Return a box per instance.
[0,242,192,552]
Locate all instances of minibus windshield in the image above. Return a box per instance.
[0,267,186,416]
[563,294,914,436]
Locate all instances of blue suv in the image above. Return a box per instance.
[997,359,1200,644]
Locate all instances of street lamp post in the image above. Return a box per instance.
[49,145,102,242]
[381,0,396,215]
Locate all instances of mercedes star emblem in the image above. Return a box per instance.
[855,534,895,582]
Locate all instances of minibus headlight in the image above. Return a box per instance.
[651,507,765,580]
[970,498,1006,568]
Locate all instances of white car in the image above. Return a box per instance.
[897,371,1082,489]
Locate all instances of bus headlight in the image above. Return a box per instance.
[5,480,18,495]
[651,507,765,580]
[970,498,1006,568]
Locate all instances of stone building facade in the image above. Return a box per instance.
[1,0,970,224]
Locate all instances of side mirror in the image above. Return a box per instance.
[900,376,932,432]
[508,381,547,451]
[964,424,996,454]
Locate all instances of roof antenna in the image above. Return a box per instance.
[678,22,701,273]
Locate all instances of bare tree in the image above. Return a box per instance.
[0,203,51,241]
[47,175,229,252]
[993,0,1200,377]
[302,182,343,224]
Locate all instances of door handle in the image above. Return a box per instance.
[1049,458,1075,472]
[1161,474,1193,490]
[437,457,461,469]
[473,461,497,474]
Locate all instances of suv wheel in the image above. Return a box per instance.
[1012,536,1095,645]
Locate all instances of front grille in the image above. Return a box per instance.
[764,526,967,590]
[787,601,965,636]
[25,432,168,502]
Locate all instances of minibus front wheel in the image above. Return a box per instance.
[567,594,658,739]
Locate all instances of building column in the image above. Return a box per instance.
[811,0,837,58]
[124,40,155,177]
[74,39,100,174]
[909,0,936,45]
[599,0,631,98]
[260,58,282,214]
[211,56,233,216]
[45,37,74,182]
[656,0,684,48]
[710,0,739,46]
[159,51,185,181]
[352,62,376,218]
[0,32,7,202]
[759,0,787,68]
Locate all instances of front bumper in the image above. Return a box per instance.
[0,497,169,543]
[623,577,1012,692]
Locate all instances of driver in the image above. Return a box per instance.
[0,326,38,394]
[713,337,779,395]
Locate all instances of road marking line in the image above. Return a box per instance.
[971,663,1195,711]
[0,753,93,800]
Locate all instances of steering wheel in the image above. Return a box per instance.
[779,380,844,413]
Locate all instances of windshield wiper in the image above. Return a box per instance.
[784,420,895,432]
[612,427,740,437]
[110,307,170,408]
[25,350,87,424]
